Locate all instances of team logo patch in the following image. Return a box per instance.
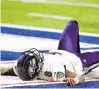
[57,72,65,79]
[83,67,88,73]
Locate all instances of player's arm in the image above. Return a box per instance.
[63,69,85,86]
[51,66,85,85]
[1,67,17,76]
[63,70,99,86]
[0,61,18,76]
[66,69,77,78]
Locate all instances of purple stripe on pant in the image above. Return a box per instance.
[58,20,99,67]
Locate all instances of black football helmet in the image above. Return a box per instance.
[16,48,44,81]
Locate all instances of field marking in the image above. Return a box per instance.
[0,61,15,64]
[0,80,50,87]
[28,13,74,21]
[1,79,99,87]
[20,0,99,8]
[8,0,99,8]
[1,23,99,37]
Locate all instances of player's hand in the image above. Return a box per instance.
[0,67,10,75]
[63,77,76,86]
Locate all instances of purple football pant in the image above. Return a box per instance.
[58,20,99,67]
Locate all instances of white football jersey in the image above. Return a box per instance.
[39,50,84,81]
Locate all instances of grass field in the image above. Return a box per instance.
[1,0,99,33]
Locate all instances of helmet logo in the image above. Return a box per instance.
[28,59,37,77]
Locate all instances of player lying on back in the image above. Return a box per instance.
[1,20,99,86]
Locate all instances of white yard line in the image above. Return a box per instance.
[1,33,58,52]
[28,12,74,21]
[20,0,99,8]
[1,23,99,37]
[8,0,99,8]
[1,33,99,52]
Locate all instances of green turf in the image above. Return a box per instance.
[1,0,99,33]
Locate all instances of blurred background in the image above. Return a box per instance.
[1,0,99,33]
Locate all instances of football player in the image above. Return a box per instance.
[1,20,99,86]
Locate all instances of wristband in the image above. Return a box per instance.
[74,77,79,84]
[74,75,85,84]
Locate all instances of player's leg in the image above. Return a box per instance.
[81,51,99,67]
[58,20,80,53]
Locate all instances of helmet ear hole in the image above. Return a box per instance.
[17,55,38,81]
